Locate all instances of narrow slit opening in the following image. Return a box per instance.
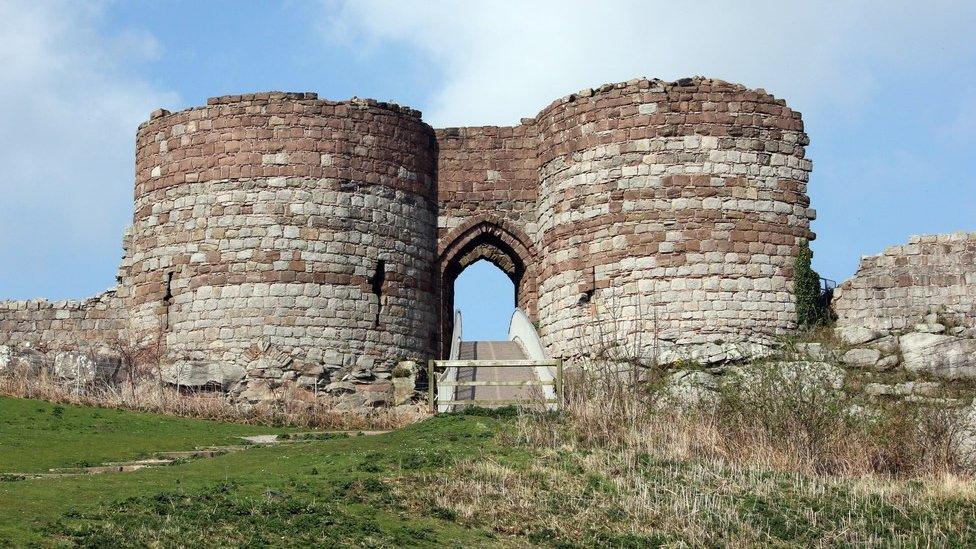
[369,259,386,327]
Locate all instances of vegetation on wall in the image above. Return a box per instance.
[794,240,823,327]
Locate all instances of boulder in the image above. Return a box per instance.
[835,326,880,346]
[874,354,900,371]
[841,348,881,368]
[238,379,277,403]
[53,351,121,383]
[900,333,976,380]
[0,345,11,371]
[869,336,900,355]
[655,370,719,409]
[325,381,357,395]
[914,323,946,334]
[161,361,244,390]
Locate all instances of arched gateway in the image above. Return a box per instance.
[437,215,539,358]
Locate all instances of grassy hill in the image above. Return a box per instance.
[1,396,975,546]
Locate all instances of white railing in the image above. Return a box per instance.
[508,309,557,407]
[436,310,463,412]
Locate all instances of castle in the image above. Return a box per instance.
[10,75,967,406]
[0,77,819,398]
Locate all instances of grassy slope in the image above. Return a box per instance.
[0,401,513,546]
[0,396,289,473]
[1,398,975,546]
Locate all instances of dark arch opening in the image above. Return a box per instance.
[438,219,538,358]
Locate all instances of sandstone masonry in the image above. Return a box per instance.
[834,232,976,333]
[1,77,822,403]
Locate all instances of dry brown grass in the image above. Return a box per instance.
[0,362,423,430]
[520,362,969,478]
[397,359,976,545]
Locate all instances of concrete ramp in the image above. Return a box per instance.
[433,311,561,411]
[453,341,540,404]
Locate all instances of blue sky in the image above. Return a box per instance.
[0,1,973,341]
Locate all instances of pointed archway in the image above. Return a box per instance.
[438,215,538,358]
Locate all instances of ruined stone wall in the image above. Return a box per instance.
[532,77,815,359]
[0,290,125,350]
[833,233,976,332]
[125,93,439,377]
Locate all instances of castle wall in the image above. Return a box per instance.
[125,93,439,372]
[0,290,125,350]
[435,124,539,238]
[833,233,976,332]
[532,78,815,358]
[1,77,827,402]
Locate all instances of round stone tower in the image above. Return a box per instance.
[533,78,815,359]
[123,92,439,372]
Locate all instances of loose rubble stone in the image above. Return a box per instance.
[835,326,880,346]
[900,333,976,380]
[841,348,881,368]
[162,361,244,390]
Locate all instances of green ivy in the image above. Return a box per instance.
[794,240,821,327]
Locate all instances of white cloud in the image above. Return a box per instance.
[0,1,178,298]
[326,0,976,127]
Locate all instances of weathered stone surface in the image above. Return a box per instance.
[0,345,11,371]
[914,323,946,334]
[325,381,356,395]
[835,326,880,346]
[238,380,277,403]
[161,361,244,390]
[655,370,719,409]
[834,232,976,333]
[900,333,976,380]
[869,336,900,355]
[865,381,942,398]
[53,351,120,383]
[841,348,881,368]
[725,361,845,395]
[874,354,901,371]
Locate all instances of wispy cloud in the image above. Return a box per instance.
[326,0,975,127]
[0,1,178,298]
[325,0,976,281]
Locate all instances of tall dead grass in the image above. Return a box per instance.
[0,362,421,430]
[518,361,969,478]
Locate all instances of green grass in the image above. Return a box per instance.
[1,397,975,546]
[0,401,514,546]
[0,396,288,473]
